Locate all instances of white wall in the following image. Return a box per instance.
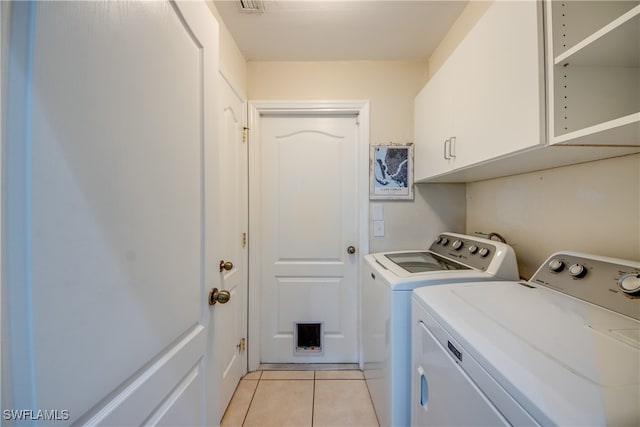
[205,1,247,93]
[467,154,640,278]
[428,0,492,79]
[374,183,466,252]
[248,61,426,143]
[247,60,467,252]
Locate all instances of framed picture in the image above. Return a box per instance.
[370,143,414,200]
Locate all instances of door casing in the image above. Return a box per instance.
[247,100,370,371]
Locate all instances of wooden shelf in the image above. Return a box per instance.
[549,1,639,146]
[552,114,640,146]
[551,1,637,58]
[555,6,639,67]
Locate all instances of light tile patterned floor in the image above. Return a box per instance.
[221,370,379,427]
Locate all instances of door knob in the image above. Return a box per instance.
[209,288,231,305]
[219,260,233,272]
[347,246,356,254]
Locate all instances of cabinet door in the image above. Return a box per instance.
[414,61,455,182]
[453,0,544,169]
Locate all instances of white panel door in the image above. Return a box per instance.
[2,1,221,425]
[259,114,360,363]
[215,76,248,417]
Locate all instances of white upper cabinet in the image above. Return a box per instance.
[547,1,640,146]
[414,0,545,182]
[414,52,456,179]
[453,1,545,168]
[414,0,640,183]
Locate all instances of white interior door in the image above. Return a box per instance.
[2,1,221,425]
[257,113,360,363]
[215,75,248,417]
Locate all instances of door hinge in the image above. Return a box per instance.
[242,127,248,143]
[238,338,246,353]
[242,232,247,248]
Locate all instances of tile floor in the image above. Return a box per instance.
[221,370,380,427]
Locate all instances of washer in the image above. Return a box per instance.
[412,251,640,426]
[362,232,519,427]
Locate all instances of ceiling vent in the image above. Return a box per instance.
[238,0,264,14]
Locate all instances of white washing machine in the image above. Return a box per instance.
[412,251,640,426]
[362,232,519,427]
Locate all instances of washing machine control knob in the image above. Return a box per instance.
[435,236,443,244]
[452,240,463,250]
[441,238,449,246]
[618,273,640,296]
[568,263,587,278]
[478,247,490,258]
[548,259,565,273]
[468,245,479,254]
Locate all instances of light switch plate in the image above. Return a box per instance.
[374,220,385,237]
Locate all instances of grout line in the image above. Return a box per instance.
[240,377,260,427]
[235,370,371,427]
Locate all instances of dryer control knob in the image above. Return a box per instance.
[469,245,479,254]
[548,259,565,273]
[569,263,587,278]
[435,236,443,244]
[452,240,463,250]
[478,247,490,258]
[441,238,449,246]
[618,273,640,296]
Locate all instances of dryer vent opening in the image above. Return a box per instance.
[294,322,323,355]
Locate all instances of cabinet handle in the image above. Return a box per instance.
[449,136,456,158]
[443,138,450,160]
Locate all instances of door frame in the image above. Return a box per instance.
[247,100,370,371]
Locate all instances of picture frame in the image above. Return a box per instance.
[370,143,414,200]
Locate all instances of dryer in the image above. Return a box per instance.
[362,232,519,427]
[412,252,640,425]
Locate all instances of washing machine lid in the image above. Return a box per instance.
[365,253,497,290]
[370,233,520,281]
[414,281,640,426]
[383,251,470,273]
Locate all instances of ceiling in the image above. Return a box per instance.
[213,0,469,61]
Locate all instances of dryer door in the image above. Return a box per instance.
[412,318,508,426]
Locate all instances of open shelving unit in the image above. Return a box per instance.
[548,1,640,146]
